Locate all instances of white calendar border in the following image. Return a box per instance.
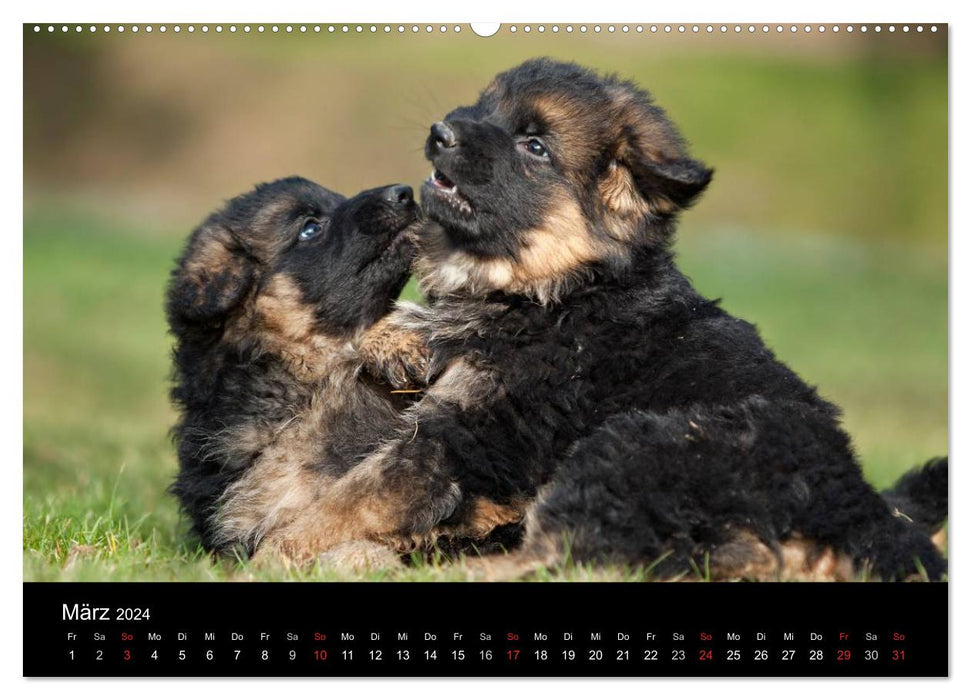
[4,0,965,696]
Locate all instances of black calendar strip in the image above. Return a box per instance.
[24,582,947,677]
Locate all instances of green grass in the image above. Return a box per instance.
[23,207,946,582]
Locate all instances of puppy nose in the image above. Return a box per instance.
[430,121,457,149]
[383,184,414,205]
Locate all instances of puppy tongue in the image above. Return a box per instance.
[433,170,454,188]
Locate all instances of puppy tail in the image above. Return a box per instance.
[882,456,949,534]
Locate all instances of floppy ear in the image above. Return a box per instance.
[604,88,714,216]
[629,156,713,213]
[168,220,255,324]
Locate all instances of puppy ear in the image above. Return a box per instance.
[605,84,714,215]
[168,220,255,324]
[629,156,713,213]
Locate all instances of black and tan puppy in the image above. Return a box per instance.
[167,176,426,563]
[415,58,947,580]
[294,59,946,580]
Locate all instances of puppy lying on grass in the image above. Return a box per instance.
[167,177,427,565]
[409,58,948,581]
[267,59,946,581]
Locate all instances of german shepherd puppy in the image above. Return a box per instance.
[298,59,944,580]
[416,58,948,580]
[167,177,426,563]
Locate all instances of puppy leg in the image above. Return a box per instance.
[356,313,430,389]
[318,540,405,572]
[224,438,462,556]
[247,534,403,573]
[462,533,563,581]
[239,360,525,555]
[510,401,945,581]
[258,416,520,553]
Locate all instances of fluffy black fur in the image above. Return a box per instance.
[167,177,420,555]
[363,58,946,580]
[881,457,948,534]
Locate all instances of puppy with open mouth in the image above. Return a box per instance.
[412,58,947,580]
[167,177,428,564]
[299,58,944,580]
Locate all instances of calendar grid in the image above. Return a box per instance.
[25,582,947,677]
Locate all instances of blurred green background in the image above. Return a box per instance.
[23,25,947,580]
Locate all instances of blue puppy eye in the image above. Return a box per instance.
[298,220,323,241]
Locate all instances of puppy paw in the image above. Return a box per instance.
[318,540,405,572]
[357,319,430,389]
[402,480,463,535]
[378,331,430,389]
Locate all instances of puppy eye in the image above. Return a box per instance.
[298,220,324,241]
[521,137,550,159]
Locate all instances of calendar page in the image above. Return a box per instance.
[22,20,948,678]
